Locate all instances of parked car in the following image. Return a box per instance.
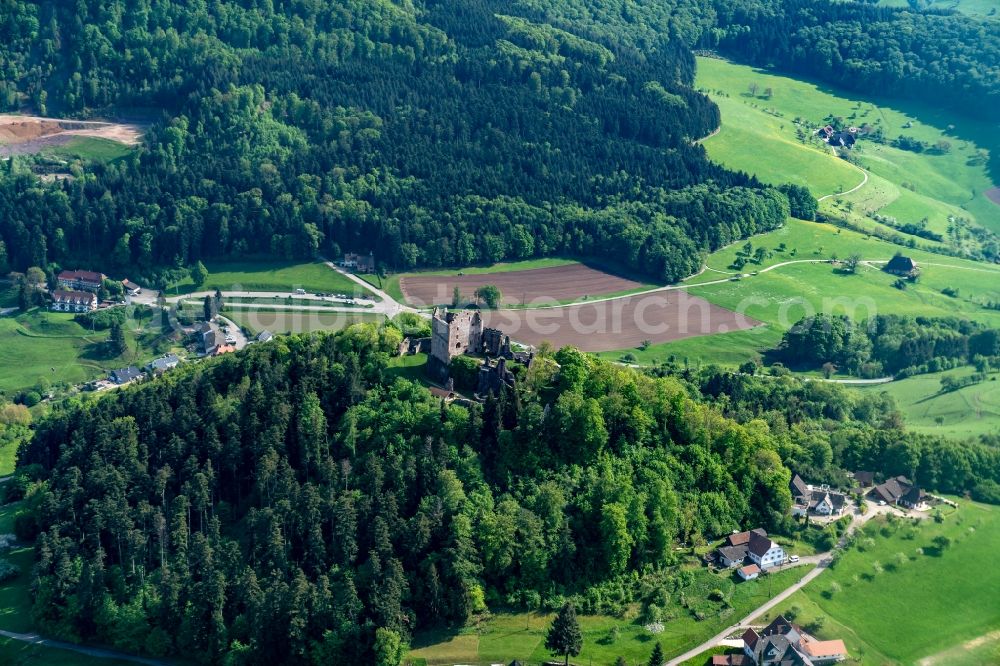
[788,554,800,563]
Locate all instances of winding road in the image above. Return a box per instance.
[0,628,169,665]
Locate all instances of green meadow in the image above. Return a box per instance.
[0,309,172,396]
[763,501,1000,665]
[695,56,1000,243]
[224,309,385,335]
[856,366,1000,439]
[166,260,365,298]
[40,136,133,164]
[408,567,802,666]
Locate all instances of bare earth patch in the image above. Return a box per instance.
[986,187,1000,207]
[400,263,645,306]
[478,291,761,352]
[0,114,145,157]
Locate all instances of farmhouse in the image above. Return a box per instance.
[51,290,97,313]
[743,615,847,665]
[342,252,374,273]
[868,475,928,510]
[883,254,919,277]
[57,269,106,292]
[790,475,849,517]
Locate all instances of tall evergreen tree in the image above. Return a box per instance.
[545,602,583,666]
[648,641,665,666]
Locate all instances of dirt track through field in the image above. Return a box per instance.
[399,264,645,306]
[0,114,145,156]
[478,291,761,351]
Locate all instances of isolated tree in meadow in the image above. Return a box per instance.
[545,602,583,666]
[615,658,627,666]
[843,254,862,273]
[748,82,759,97]
[191,260,208,288]
[474,284,502,309]
[648,642,665,666]
[764,87,773,99]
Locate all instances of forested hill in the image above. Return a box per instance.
[0,0,789,283]
[708,0,1000,123]
[16,325,1000,663]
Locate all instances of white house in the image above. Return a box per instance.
[51,290,97,313]
[738,564,760,581]
[747,531,785,570]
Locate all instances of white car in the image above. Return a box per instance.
[225,335,236,344]
[878,500,887,506]
[788,555,800,563]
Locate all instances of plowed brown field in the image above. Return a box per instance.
[399,263,645,306]
[477,291,760,351]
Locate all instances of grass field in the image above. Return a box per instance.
[695,57,1000,243]
[856,367,1000,439]
[408,567,802,665]
[761,501,1000,665]
[166,260,366,298]
[0,309,172,396]
[40,136,133,163]
[224,309,385,335]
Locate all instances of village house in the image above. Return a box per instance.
[255,330,274,343]
[146,354,180,375]
[51,290,97,313]
[743,615,847,666]
[747,530,786,570]
[738,563,761,581]
[883,254,919,277]
[342,252,375,273]
[852,471,875,489]
[196,322,219,355]
[121,279,142,296]
[109,366,143,385]
[715,528,786,570]
[868,475,929,510]
[790,474,849,518]
[57,269,106,293]
[712,655,749,666]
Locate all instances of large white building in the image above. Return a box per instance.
[747,530,785,570]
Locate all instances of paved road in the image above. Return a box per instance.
[320,259,418,318]
[0,629,168,665]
